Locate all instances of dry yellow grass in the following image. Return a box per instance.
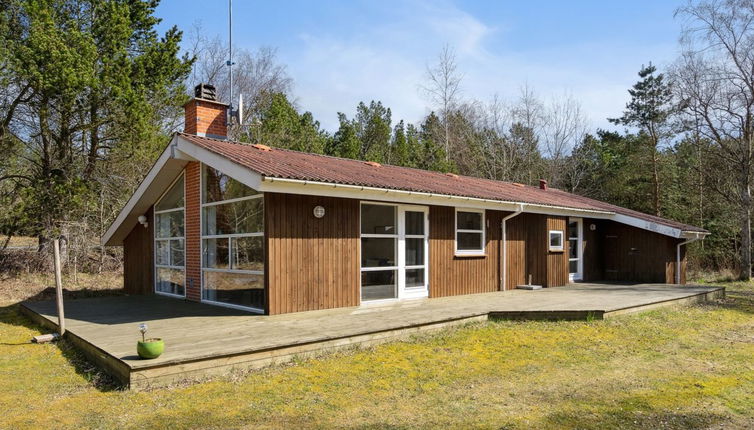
[0,271,123,304]
[0,276,752,429]
[1,236,37,248]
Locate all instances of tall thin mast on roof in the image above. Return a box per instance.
[227,0,234,122]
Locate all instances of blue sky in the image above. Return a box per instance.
[156,0,684,132]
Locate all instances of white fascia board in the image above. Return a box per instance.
[611,213,684,238]
[258,177,615,218]
[102,136,264,246]
[680,230,709,240]
[174,136,263,190]
[101,137,188,246]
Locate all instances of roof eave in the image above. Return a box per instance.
[101,136,189,246]
[258,176,616,218]
[101,135,265,246]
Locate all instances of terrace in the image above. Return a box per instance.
[20,283,723,390]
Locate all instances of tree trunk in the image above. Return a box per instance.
[652,148,661,216]
[740,186,752,281]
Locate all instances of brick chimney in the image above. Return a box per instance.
[539,179,548,190]
[184,83,228,139]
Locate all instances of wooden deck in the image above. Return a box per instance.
[20,283,724,390]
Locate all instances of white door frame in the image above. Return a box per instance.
[359,202,429,302]
[569,217,584,282]
[398,205,429,299]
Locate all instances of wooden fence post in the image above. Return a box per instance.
[53,238,65,335]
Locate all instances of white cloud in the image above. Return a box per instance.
[283,0,677,133]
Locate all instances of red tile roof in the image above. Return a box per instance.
[179,133,707,233]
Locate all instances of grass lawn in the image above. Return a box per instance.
[0,275,753,429]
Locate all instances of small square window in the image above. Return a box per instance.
[549,230,564,251]
[455,209,485,255]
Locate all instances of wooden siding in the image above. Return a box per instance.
[546,216,569,287]
[265,193,360,315]
[504,214,527,290]
[504,213,568,289]
[601,222,684,284]
[424,209,569,296]
[123,207,153,295]
[429,207,502,297]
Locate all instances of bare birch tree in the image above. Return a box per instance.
[420,44,463,160]
[187,24,293,139]
[542,92,589,187]
[674,0,754,280]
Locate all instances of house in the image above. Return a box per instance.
[102,84,709,315]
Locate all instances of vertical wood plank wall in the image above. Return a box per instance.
[123,207,154,295]
[599,222,685,284]
[546,216,569,287]
[123,183,689,312]
[428,207,503,297]
[265,193,360,314]
[505,213,569,289]
[504,214,527,289]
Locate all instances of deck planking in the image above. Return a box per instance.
[20,283,724,389]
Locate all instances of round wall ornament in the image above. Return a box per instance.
[313,205,325,218]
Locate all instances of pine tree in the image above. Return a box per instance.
[0,0,193,243]
[247,92,325,154]
[609,63,673,216]
[390,121,410,167]
[327,113,360,159]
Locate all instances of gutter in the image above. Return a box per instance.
[501,204,525,291]
[676,232,706,284]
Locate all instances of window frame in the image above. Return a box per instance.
[153,172,186,298]
[548,229,565,252]
[360,202,400,302]
[200,163,265,313]
[359,201,429,303]
[454,208,486,256]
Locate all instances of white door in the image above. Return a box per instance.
[568,218,583,281]
[399,206,429,299]
[360,203,429,302]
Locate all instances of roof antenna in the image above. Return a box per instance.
[227,0,234,123]
[226,0,243,128]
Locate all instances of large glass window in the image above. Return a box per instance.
[455,209,485,254]
[360,204,397,301]
[201,165,264,311]
[154,174,185,296]
[360,203,428,302]
[203,165,259,203]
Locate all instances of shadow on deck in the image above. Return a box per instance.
[19,283,724,390]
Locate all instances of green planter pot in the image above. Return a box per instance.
[137,338,165,359]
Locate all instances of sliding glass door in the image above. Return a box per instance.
[360,203,428,302]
